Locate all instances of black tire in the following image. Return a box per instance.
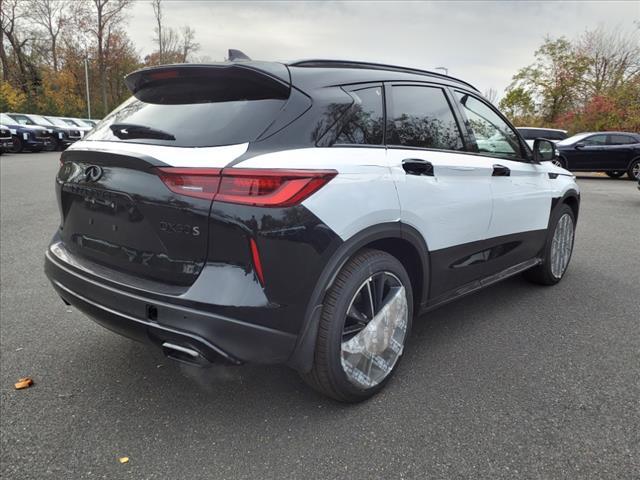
[524,204,576,286]
[301,249,413,402]
[627,158,640,180]
[605,171,625,178]
[10,137,23,153]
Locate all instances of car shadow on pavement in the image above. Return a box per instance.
[63,274,540,414]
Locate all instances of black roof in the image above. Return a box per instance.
[125,59,480,95]
[288,59,479,92]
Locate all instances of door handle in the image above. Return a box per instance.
[402,159,434,176]
[492,164,511,177]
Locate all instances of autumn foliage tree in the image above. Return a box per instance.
[501,27,640,133]
[0,0,200,118]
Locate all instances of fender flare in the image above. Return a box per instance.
[286,222,430,373]
[550,187,581,226]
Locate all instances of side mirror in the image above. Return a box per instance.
[533,138,555,163]
[574,142,585,149]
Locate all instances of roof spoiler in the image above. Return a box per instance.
[124,63,291,96]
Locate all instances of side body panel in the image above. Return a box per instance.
[234,147,401,241]
[485,158,552,238]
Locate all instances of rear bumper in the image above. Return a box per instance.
[45,246,298,365]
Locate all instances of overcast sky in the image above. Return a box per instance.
[126,1,639,98]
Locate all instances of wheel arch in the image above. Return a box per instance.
[552,188,580,225]
[627,155,640,177]
[286,222,430,372]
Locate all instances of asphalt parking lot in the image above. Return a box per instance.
[1,151,639,479]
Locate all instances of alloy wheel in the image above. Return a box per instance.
[340,271,408,388]
[550,213,574,279]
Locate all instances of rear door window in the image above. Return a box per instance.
[84,68,290,147]
[608,134,636,145]
[387,85,464,151]
[335,86,384,145]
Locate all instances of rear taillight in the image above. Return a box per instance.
[157,168,337,207]
[157,168,221,200]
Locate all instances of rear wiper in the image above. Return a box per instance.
[110,123,175,141]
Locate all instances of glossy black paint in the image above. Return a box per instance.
[45,247,296,364]
[57,150,211,286]
[557,132,640,172]
[427,230,547,302]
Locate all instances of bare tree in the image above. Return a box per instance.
[483,87,498,104]
[27,0,68,71]
[151,0,198,64]
[180,25,199,62]
[1,0,30,87]
[577,27,640,101]
[80,0,131,114]
[151,0,164,62]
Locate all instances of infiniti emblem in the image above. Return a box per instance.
[85,165,103,182]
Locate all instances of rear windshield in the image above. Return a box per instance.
[84,69,290,147]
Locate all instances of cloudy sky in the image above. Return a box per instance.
[126,1,639,98]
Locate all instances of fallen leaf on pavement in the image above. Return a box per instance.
[14,377,33,390]
[118,457,130,464]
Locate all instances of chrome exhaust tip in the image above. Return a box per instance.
[161,342,209,367]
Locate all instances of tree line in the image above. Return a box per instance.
[0,0,200,119]
[499,26,640,134]
[2,3,639,133]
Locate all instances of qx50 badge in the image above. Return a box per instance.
[84,165,103,182]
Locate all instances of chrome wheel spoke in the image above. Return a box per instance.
[550,213,574,279]
[340,272,408,389]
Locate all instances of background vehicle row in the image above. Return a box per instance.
[0,113,98,153]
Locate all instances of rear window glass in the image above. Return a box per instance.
[334,86,384,145]
[609,134,636,145]
[84,70,290,147]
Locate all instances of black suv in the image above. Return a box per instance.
[556,132,640,179]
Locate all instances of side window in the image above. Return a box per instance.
[608,134,635,145]
[583,135,607,146]
[335,86,384,145]
[454,91,523,159]
[387,85,464,150]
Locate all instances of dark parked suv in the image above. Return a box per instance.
[45,58,580,401]
[0,113,51,152]
[556,132,640,179]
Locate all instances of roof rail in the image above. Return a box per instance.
[288,59,479,92]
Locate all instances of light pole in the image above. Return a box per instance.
[434,66,449,76]
[84,57,91,119]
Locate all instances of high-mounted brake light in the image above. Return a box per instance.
[157,168,337,207]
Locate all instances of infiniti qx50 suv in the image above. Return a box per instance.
[45,58,580,402]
